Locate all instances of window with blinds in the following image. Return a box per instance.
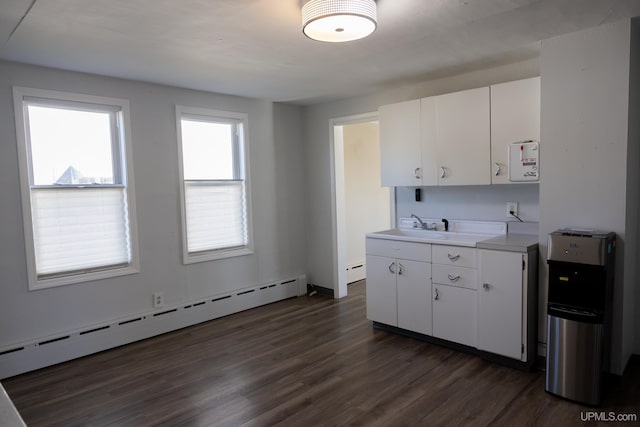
[13,87,139,289]
[176,106,252,263]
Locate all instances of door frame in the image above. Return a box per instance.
[329,112,395,298]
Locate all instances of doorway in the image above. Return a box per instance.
[331,113,393,298]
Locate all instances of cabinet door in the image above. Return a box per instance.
[397,260,432,335]
[366,255,397,326]
[436,87,490,185]
[379,99,422,187]
[419,96,439,186]
[478,250,524,359]
[490,77,540,184]
[432,284,477,347]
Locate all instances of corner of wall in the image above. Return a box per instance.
[628,17,640,357]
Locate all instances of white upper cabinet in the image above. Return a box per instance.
[436,86,491,186]
[490,77,540,184]
[379,78,540,187]
[380,90,490,187]
[379,99,422,187]
[419,96,439,186]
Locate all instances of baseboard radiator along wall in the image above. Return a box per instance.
[346,261,366,284]
[0,275,306,379]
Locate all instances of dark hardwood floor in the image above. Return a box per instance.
[3,281,639,426]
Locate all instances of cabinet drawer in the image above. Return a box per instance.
[432,245,477,268]
[432,264,478,290]
[366,238,431,262]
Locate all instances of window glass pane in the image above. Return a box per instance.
[181,119,234,180]
[27,105,115,185]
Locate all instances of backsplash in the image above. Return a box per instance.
[396,184,539,224]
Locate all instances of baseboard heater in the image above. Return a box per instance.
[346,262,365,284]
[0,275,306,379]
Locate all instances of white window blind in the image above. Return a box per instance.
[184,182,246,252]
[31,187,131,276]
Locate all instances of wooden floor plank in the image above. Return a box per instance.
[2,281,639,426]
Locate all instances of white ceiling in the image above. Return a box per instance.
[1,0,639,105]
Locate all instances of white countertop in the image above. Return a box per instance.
[367,228,539,251]
[366,228,494,248]
[476,233,539,253]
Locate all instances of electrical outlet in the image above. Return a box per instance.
[153,292,164,308]
[506,201,518,218]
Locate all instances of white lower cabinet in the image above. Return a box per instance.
[478,249,526,360]
[397,260,432,335]
[366,254,399,327]
[366,255,431,333]
[365,238,431,332]
[366,236,537,367]
[432,283,477,348]
[431,245,478,347]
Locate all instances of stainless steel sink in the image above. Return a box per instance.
[380,229,448,239]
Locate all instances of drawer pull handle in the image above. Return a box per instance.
[440,166,446,179]
[388,262,396,274]
[434,288,440,301]
[398,263,405,276]
[447,253,460,262]
[414,168,421,179]
[448,274,460,282]
[483,283,491,291]
[495,162,502,176]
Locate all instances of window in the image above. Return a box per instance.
[13,87,139,289]
[176,106,252,263]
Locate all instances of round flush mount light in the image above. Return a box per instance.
[302,0,377,43]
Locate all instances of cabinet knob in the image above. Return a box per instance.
[448,274,460,282]
[434,288,440,301]
[397,263,405,275]
[483,283,491,291]
[440,166,446,179]
[388,262,396,274]
[494,163,502,176]
[447,253,460,262]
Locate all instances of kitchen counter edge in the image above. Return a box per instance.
[476,233,539,253]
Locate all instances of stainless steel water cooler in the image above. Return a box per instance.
[545,229,615,406]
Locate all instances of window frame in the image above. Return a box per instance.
[13,86,140,290]
[175,105,254,264]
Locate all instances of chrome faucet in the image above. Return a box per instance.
[410,214,428,230]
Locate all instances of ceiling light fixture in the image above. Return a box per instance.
[302,0,377,43]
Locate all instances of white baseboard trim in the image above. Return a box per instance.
[0,274,307,379]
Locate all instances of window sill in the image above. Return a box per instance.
[183,246,253,264]
[29,264,140,291]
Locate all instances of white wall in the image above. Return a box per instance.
[343,122,390,273]
[539,19,636,374]
[303,58,540,292]
[0,61,306,349]
[628,19,640,357]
